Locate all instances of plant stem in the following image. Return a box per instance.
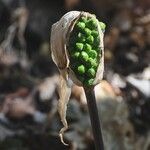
[84,88,104,150]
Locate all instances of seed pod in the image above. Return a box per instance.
[50,11,105,145]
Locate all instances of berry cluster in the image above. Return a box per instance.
[68,16,105,86]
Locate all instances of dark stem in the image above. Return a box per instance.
[84,88,104,150]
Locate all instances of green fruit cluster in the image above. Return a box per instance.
[68,16,105,86]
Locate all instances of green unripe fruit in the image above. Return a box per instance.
[89,50,97,59]
[85,78,94,86]
[77,65,85,74]
[78,33,86,43]
[72,51,80,59]
[88,57,98,68]
[86,18,97,29]
[75,43,83,51]
[87,68,96,77]
[88,78,94,85]
[83,28,91,36]
[80,17,87,23]
[91,30,99,37]
[83,43,92,52]
[80,51,89,62]
[99,22,106,31]
[76,22,85,31]
[86,35,94,44]
[68,15,105,86]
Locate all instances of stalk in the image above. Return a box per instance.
[84,87,104,150]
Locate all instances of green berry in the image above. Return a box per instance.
[83,28,91,36]
[88,78,94,85]
[80,51,89,62]
[76,22,85,31]
[87,68,96,77]
[78,33,86,43]
[83,43,92,52]
[99,22,106,30]
[88,57,98,68]
[77,65,85,74]
[86,35,94,44]
[72,51,80,59]
[80,17,87,23]
[85,78,94,86]
[89,50,97,59]
[86,18,97,29]
[75,43,83,51]
[91,30,99,37]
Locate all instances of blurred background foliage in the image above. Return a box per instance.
[0,0,150,150]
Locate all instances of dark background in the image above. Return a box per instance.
[0,0,150,150]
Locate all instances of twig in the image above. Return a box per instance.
[84,87,104,150]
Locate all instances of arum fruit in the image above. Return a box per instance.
[51,11,105,150]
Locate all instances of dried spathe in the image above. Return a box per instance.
[50,11,105,144]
